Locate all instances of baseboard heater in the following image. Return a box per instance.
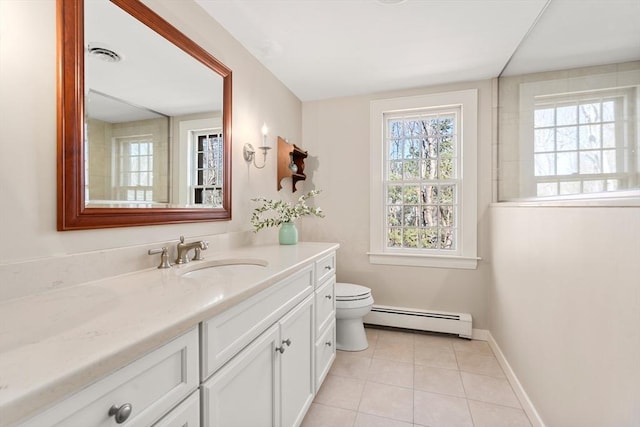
[364,305,472,339]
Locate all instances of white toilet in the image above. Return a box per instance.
[335,283,374,351]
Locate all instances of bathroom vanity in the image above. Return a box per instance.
[0,242,338,427]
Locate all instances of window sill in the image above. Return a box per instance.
[367,252,480,270]
[493,192,640,208]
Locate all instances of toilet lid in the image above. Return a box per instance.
[336,283,371,301]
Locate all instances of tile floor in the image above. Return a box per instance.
[301,326,532,427]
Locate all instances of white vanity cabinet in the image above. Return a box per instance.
[201,295,314,427]
[313,252,337,391]
[199,265,317,427]
[20,327,199,427]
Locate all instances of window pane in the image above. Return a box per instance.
[389,161,402,180]
[387,206,402,226]
[403,160,420,180]
[439,205,455,226]
[602,101,615,122]
[403,186,420,204]
[579,124,601,149]
[421,205,438,227]
[139,143,148,155]
[421,159,437,180]
[387,185,402,204]
[387,228,402,247]
[559,181,580,195]
[534,108,555,127]
[578,102,600,124]
[421,185,438,204]
[579,151,602,174]
[439,158,454,179]
[556,127,577,151]
[537,182,557,197]
[388,120,403,138]
[403,206,419,226]
[404,139,421,159]
[583,180,604,193]
[438,116,455,136]
[403,228,419,248]
[534,153,555,176]
[557,105,577,125]
[602,123,616,148]
[419,228,438,249]
[557,151,577,175]
[389,140,403,160]
[129,143,139,155]
[602,150,617,173]
[439,136,455,157]
[439,185,455,204]
[439,228,455,250]
[535,128,555,152]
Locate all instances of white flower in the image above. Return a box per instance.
[251,190,325,232]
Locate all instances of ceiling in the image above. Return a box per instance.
[195,0,640,102]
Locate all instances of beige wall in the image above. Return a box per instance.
[0,0,300,266]
[489,206,640,426]
[301,80,494,328]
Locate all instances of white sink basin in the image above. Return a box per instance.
[179,258,269,279]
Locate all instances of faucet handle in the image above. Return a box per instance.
[148,247,172,269]
[193,241,209,261]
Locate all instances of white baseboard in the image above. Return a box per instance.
[471,328,490,341]
[486,332,546,427]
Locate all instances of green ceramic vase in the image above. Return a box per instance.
[279,222,298,245]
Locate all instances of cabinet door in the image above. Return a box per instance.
[201,324,280,427]
[279,295,314,427]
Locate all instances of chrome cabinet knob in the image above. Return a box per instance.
[324,265,332,270]
[283,338,292,347]
[325,341,332,347]
[325,294,332,300]
[109,403,132,424]
[275,345,286,354]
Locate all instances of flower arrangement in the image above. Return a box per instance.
[251,190,325,232]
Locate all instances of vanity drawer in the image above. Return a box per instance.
[315,275,335,335]
[21,327,199,427]
[314,252,336,286]
[201,266,313,380]
[314,320,336,393]
[153,391,200,427]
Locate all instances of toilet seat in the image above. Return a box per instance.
[336,283,371,302]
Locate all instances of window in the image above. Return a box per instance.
[498,65,640,202]
[191,130,223,206]
[115,136,154,202]
[532,90,636,197]
[369,90,478,269]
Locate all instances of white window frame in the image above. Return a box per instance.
[369,89,478,269]
[517,70,640,202]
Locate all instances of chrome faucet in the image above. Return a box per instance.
[175,236,209,264]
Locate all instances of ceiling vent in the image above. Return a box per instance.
[88,44,122,63]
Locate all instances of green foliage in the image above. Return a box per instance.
[251,190,325,232]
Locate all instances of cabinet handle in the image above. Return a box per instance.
[283,338,292,347]
[325,341,332,347]
[325,294,332,300]
[324,265,332,270]
[275,345,286,354]
[108,403,132,424]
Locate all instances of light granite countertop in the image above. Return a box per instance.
[0,242,339,426]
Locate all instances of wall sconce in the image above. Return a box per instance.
[243,124,271,169]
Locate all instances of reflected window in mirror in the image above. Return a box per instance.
[497,61,640,202]
[192,130,224,206]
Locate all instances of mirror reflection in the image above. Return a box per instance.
[84,0,225,208]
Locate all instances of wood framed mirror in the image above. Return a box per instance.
[57,0,232,230]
